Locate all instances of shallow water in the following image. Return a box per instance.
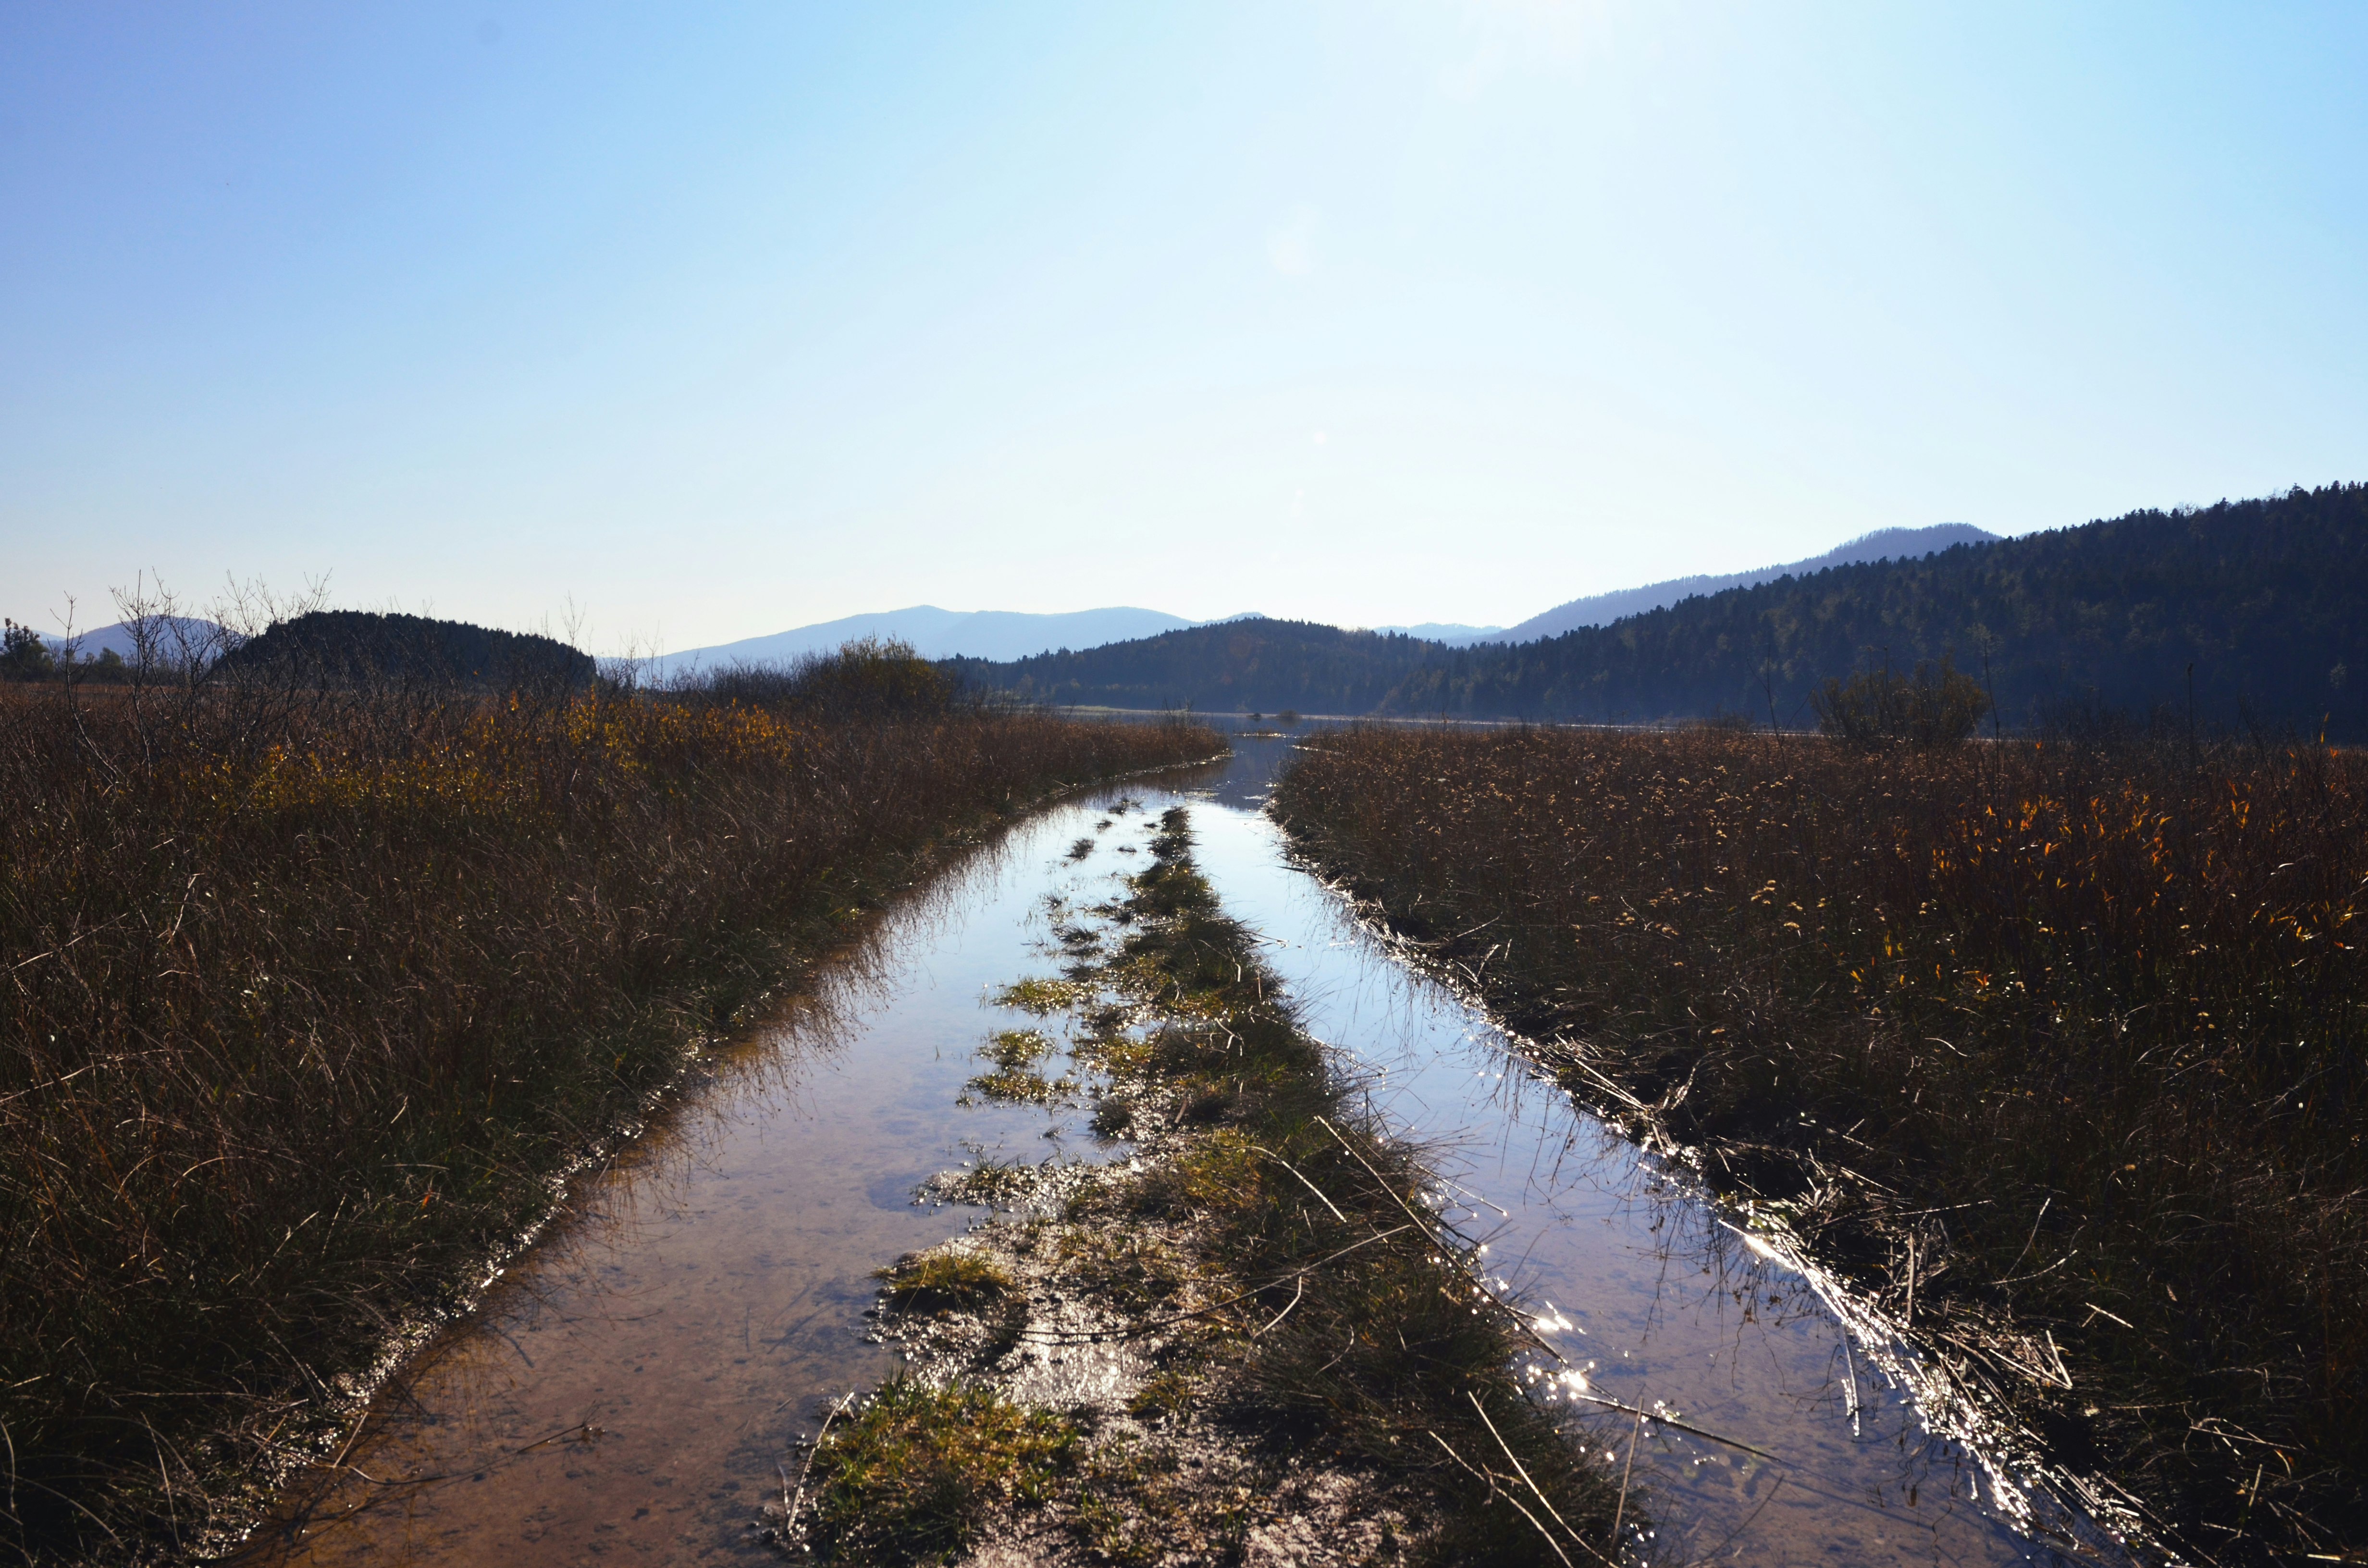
[252,739,2129,1567]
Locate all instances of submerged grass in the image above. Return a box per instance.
[801,807,1628,1566]
[0,659,1216,1565]
[1272,723,2368,1565]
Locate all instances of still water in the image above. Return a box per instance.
[250,738,2133,1567]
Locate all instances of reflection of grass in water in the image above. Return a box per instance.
[1066,836,1096,860]
[807,1376,1079,1565]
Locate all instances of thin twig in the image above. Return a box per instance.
[512,1421,592,1456]
[1251,1144,1349,1222]
[1466,1391,1616,1568]
[1611,1397,1645,1550]
[1252,1275,1305,1338]
[785,1390,856,1538]
[1426,1431,1574,1568]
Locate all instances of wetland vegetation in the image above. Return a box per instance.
[0,637,1215,1565]
[786,807,1628,1567]
[1271,722,2368,1565]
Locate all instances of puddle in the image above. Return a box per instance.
[248,739,2132,1567]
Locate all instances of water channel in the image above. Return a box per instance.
[248,735,2136,1568]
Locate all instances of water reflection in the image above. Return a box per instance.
[247,741,2134,1568]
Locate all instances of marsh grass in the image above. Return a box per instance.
[877,1254,1018,1317]
[803,1377,1082,1566]
[0,655,1215,1565]
[1077,810,1628,1564]
[1274,723,2368,1564]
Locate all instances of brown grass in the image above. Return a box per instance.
[1273,723,2367,1565]
[0,662,1214,1565]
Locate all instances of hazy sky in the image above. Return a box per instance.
[7,2,2367,651]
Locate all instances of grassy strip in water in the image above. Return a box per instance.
[0,653,1218,1565]
[805,1378,1085,1567]
[1271,723,2368,1565]
[796,808,1627,1567]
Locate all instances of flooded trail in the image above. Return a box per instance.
[250,810,1122,1568]
[254,739,2128,1568]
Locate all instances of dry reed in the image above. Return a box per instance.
[1274,723,2366,1565]
[0,661,1214,1565]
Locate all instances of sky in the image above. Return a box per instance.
[6,2,2367,653]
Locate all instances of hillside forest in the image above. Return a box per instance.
[948,484,2368,740]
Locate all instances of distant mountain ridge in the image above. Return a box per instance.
[641,527,1985,673]
[1485,523,2000,643]
[651,605,1268,674]
[37,617,223,663]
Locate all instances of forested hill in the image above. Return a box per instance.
[1384,483,2368,737]
[942,620,1445,715]
[216,611,597,690]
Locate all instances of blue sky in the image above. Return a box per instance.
[6,2,2366,651]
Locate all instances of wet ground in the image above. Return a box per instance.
[247,736,2134,1567]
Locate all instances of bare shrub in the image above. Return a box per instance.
[1811,654,1989,747]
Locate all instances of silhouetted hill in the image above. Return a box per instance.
[943,619,1446,714]
[217,612,596,690]
[1488,522,2001,642]
[1386,484,2368,737]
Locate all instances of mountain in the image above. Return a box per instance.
[39,617,224,664]
[943,620,1448,715]
[1486,523,2002,643]
[651,606,1262,675]
[1385,485,2367,737]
